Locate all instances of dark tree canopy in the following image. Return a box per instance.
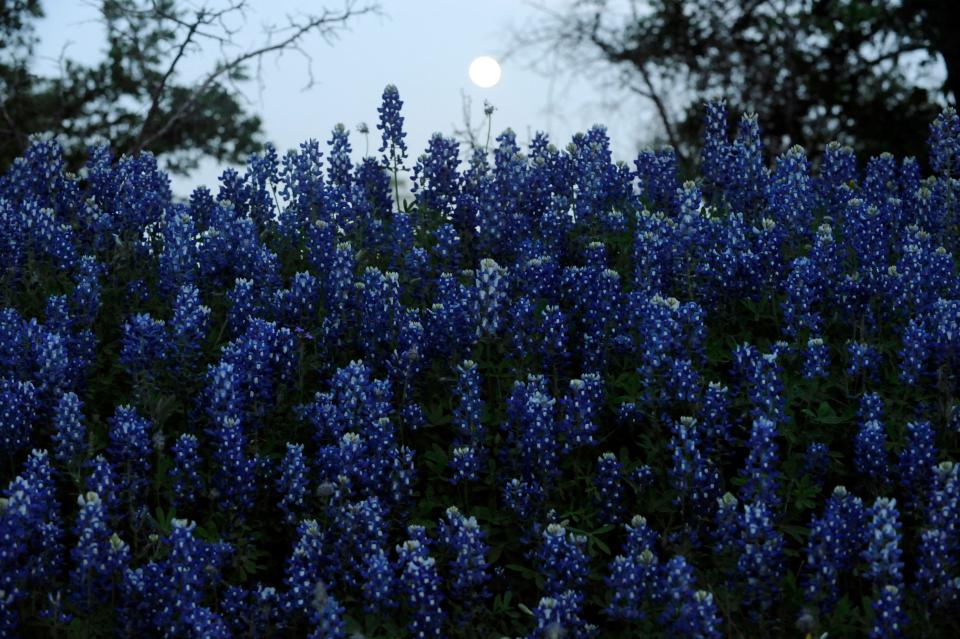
[0,0,378,174]
[513,0,957,164]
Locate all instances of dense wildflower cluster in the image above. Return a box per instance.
[1,88,959,637]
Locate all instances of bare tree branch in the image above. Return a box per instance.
[133,11,202,152]
[128,0,380,155]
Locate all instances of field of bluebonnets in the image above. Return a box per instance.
[2,83,960,638]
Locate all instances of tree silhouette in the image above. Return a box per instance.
[0,0,379,173]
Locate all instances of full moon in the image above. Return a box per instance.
[468,56,501,88]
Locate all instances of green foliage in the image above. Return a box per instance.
[518,0,954,163]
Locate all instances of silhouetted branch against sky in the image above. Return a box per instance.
[507,0,953,162]
[98,0,383,156]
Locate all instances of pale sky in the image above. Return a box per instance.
[33,0,656,196]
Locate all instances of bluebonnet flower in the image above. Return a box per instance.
[594,452,624,525]
[724,112,768,214]
[84,455,120,517]
[568,125,628,225]
[283,271,320,325]
[327,123,353,190]
[803,337,830,379]
[618,514,658,558]
[699,382,732,451]
[817,142,858,214]
[377,85,408,183]
[606,546,659,623]
[450,360,486,482]
[159,207,198,292]
[108,405,153,496]
[0,377,38,455]
[360,548,394,613]
[739,416,781,507]
[804,442,830,489]
[452,360,484,439]
[357,267,401,355]
[635,146,680,212]
[764,145,813,237]
[860,392,885,422]
[675,590,722,639]
[428,272,479,356]
[871,584,907,639]
[605,515,660,621]
[120,313,168,377]
[888,228,955,317]
[562,264,624,370]
[222,584,279,637]
[433,223,461,270]
[529,590,596,639]
[52,391,86,466]
[208,414,256,512]
[915,462,960,607]
[863,497,904,586]
[438,506,490,601]
[732,343,785,424]
[713,493,740,555]
[450,446,481,484]
[803,486,866,611]
[276,138,325,226]
[503,376,560,493]
[659,554,696,630]
[559,374,603,451]
[306,582,346,639]
[26,322,71,399]
[297,360,392,445]
[227,277,258,335]
[476,258,508,337]
[0,450,63,634]
[537,303,569,369]
[855,420,890,486]
[388,317,425,388]
[397,535,445,638]
[898,421,936,511]
[735,501,784,615]
[220,318,298,419]
[284,520,333,615]
[277,443,309,524]
[928,107,960,177]
[502,477,544,520]
[412,133,460,215]
[916,527,958,610]
[847,341,880,379]
[388,443,417,512]
[668,416,721,513]
[172,283,210,345]
[70,492,129,606]
[863,498,906,635]
[536,522,589,596]
[171,433,203,507]
[929,298,960,367]
[3,198,78,271]
[355,155,392,215]
[782,257,824,337]
[927,461,960,534]
[701,101,730,192]
[71,256,104,326]
[668,358,700,403]
[335,498,391,595]
[119,519,231,636]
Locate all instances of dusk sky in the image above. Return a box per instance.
[33,1,654,196]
